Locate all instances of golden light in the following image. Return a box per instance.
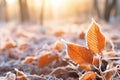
[51,0,61,7]
[51,0,67,8]
[34,0,41,7]
[50,0,66,18]
[6,0,15,4]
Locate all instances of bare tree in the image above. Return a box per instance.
[0,0,8,21]
[40,0,45,26]
[104,0,116,22]
[94,0,101,18]
[19,0,29,22]
[93,0,117,22]
[39,0,46,33]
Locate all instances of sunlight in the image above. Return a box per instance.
[6,0,15,4]
[51,0,60,7]
[50,0,66,18]
[34,0,41,7]
[50,0,66,8]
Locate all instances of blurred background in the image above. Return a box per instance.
[0,0,120,26]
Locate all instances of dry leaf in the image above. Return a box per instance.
[79,63,91,71]
[51,68,67,75]
[86,20,105,54]
[51,67,79,79]
[48,54,59,63]
[92,58,99,66]
[105,71,113,80]
[79,31,85,39]
[15,69,27,80]
[67,43,93,64]
[54,30,65,36]
[54,40,62,51]
[37,53,59,68]
[80,71,96,80]
[22,56,35,64]
[37,54,49,68]
[2,40,16,50]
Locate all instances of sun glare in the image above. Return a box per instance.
[6,0,15,4]
[51,0,65,8]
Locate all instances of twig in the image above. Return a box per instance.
[103,57,120,60]
[103,67,119,74]
[97,53,106,80]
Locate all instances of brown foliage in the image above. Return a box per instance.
[80,71,96,80]
[86,20,105,54]
[67,43,93,64]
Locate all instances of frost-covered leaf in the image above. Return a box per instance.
[86,20,105,54]
[67,43,93,64]
[80,71,96,80]
[37,53,59,68]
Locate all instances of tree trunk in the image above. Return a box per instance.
[94,0,101,18]
[0,0,8,21]
[104,0,116,22]
[40,0,45,26]
[19,0,29,22]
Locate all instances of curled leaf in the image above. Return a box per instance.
[86,20,105,54]
[80,71,96,80]
[67,43,93,64]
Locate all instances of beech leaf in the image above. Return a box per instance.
[67,43,93,64]
[22,56,35,64]
[37,53,59,68]
[86,20,105,54]
[80,71,96,80]
[105,71,113,80]
[37,54,49,68]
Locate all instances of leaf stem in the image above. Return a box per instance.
[97,54,106,80]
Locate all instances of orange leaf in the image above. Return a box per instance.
[92,58,99,66]
[54,30,65,36]
[79,63,91,71]
[54,40,62,51]
[2,40,16,50]
[51,68,68,75]
[67,43,93,64]
[105,71,113,80]
[22,57,35,64]
[86,20,105,54]
[15,69,27,80]
[37,54,49,68]
[79,31,85,39]
[37,53,59,68]
[80,71,96,80]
